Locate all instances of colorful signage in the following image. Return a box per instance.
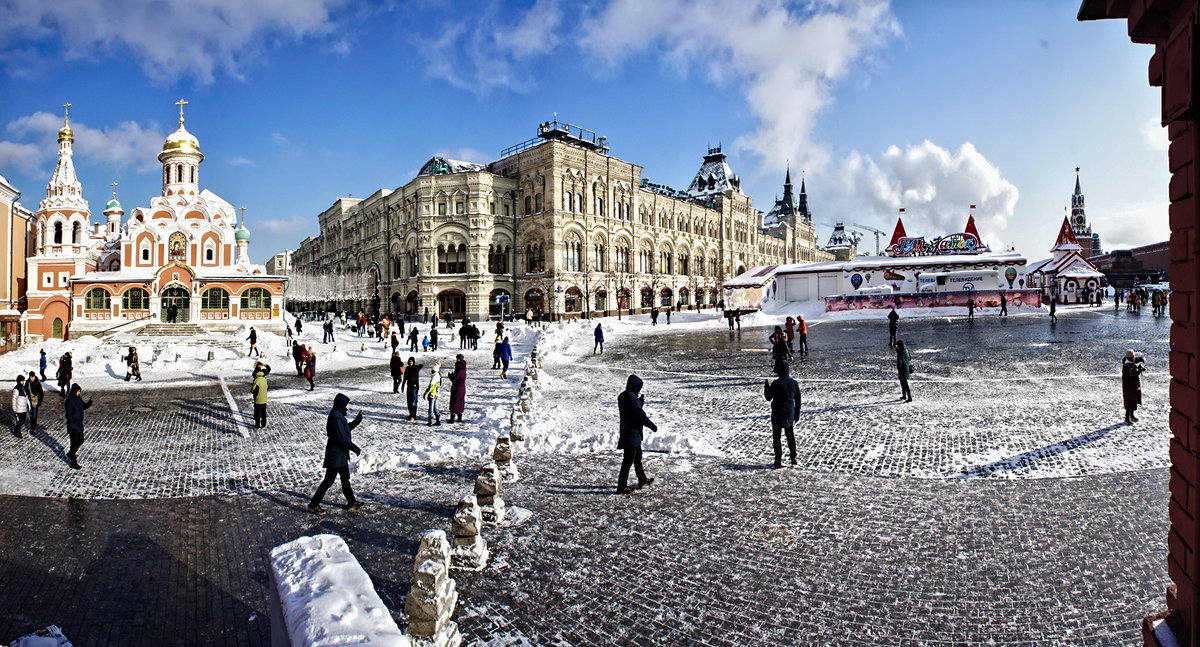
[886,232,987,257]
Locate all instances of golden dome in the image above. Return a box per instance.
[57,126,73,141]
[159,124,203,159]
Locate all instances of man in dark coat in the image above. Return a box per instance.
[64,383,92,469]
[999,292,1008,316]
[594,323,604,354]
[308,393,364,514]
[402,357,424,421]
[390,351,404,393]
[292,341,305,376]
[616,374,657,494]
[887,307,899,347]
[896,340,913,402]
[1122,349,1146,424]
[247,327,260,357]
[430,326,439,352]
[448,354,467,423]
[764,362,801,468]
[408,327,419,352]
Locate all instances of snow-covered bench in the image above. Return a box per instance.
[269,534,410,647]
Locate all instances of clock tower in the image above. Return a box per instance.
[1069,167,1099,258]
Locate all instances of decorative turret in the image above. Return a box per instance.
[158,99,203,197]
[103,182,123,240]
[37,103,91,253]
[686,146,742,197]
[763,165,811,225]
[235,206,250,264]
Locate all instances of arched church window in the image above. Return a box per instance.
[53,222,63,244]
[84,288,111,311]
[168,232,187,261]
[190,166,196,184]
[240,287,271,310]
[122,288,149,311]
[71,222,81,244]
[534,193,543,212]
[202,288,229,310]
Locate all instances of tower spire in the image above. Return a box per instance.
[176,98,188,127]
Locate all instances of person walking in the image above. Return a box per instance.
[896,340,913,402]
[247,327,260,357]
[295,318,303,336]
[999,292,1008,316]
[402,357,424,421]
[124,346,142,382]
[459,321,470,350]
[292,340,305,376]
[390,351,404,393]
[1122,349,1146,424]
[650,308,659,326]
[764,362,801,468]
[784,317,797,352]
[39,349,47,382]
[424,363,442,426]
[430,326,439,352]
[408,327,419,353]
[492,333,503,369]
[11,375,29,438]
[796,316,808,355]
[448,354,467,424]
[307,393,365,514]
[769,325,791,371]
[887,307,899,347]
[966,297,975,322]
[25,373,42,432]
[594,323,604,354]
[304,346,317,391]
[251,369,269,429]
[64,383,92,469]
[1049,298,1058,324]
[390,332,400,354]
[616,374,657,495]
[497,336,513,379]
[727,310,736,331]
[665,308,671,324]
[56,352,72,396]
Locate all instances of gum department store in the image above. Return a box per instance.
[292,119,834,320]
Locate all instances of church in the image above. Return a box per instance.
[23,103,287,341]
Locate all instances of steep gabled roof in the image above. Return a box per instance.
[964,214,981,240]
[1052,216,1081,251]
[888,217,908,247]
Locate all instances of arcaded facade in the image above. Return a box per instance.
[292,120,831,320]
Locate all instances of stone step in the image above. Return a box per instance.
[137,324,207,337]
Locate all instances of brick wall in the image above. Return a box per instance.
[1079,1,1200,644]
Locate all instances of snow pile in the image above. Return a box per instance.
[269,534,409,647]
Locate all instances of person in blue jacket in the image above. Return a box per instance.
[497,336,513,378]
[308,393,365,514]
[593,323,604,355]
[616,374,657,495]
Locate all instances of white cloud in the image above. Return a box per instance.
[0,140,48,173]
[1090,202,1169,250]
[827,141,1020,247]
[0,0,350,84]
[254,216,313,242]
[435,147,492,164]
[228,156,257,167]
[1141,116,1168,153]
[1,111,166,173]
[417,0,564,92]
[580,0,900,172]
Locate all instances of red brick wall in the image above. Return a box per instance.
[1079,1,1200,644]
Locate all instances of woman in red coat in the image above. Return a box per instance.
[303,345,317,391]
[448,354,467,423]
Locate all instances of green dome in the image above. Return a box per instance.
[105,198,122,211]
[235,227,251,241]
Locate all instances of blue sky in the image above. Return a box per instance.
[0,0,1167,264]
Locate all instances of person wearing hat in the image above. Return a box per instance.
[307,393,364,514]
[764,362,801,468]
[10,375,29,438]
[251,369,269,429]
[1122,349,1146,424]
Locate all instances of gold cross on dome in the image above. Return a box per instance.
[239,206,246,228]
[111,182,118,199]
[62,103,72,122]
[175,99,188,125]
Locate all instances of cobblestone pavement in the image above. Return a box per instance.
[0,308,1174,645]
[0,340,530,498]
[533,307,1170,479]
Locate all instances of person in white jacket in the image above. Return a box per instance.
[11,375,29,438]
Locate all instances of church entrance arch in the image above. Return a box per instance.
[161,287,191,323]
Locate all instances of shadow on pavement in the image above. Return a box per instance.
[957,423,1127,479]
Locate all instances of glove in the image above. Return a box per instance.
[352,410,363,425]
[351,443,362,456]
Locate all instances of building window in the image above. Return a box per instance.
[72,222,81,244]
[122,288,150,311]
[534,193,543,212]
[456,201,464,214]
[524,196,532,215]
[53,222,63,244]
[526,243,545,273]
[593,244,606,272]
[503,204,511,216]
[205,244,215,262]
[438,203,447,216]
[84,288,111,311]
[202,288,230,310]
[565,239,582,272]
[437,244,467,274]
[239,287,271,310]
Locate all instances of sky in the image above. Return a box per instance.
[0,0,1169,265]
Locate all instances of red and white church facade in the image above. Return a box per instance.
[23,104,286,341]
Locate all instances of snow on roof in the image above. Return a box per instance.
[418,156,487,176]
[686,148,740,197]
[722,251,1028,289]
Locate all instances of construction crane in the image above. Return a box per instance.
[853,223,888,255]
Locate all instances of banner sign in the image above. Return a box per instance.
[886,232,986,257]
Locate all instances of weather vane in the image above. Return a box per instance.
[175,99,188,126]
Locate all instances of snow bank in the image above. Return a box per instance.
[268,534,409,647]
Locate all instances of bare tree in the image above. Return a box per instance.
[605,260,632,320]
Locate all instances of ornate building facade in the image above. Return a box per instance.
[291,119,831,320]
[23,104,287,340]
[1069,168,1102,258]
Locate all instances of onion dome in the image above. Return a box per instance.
[235,227,251,242]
